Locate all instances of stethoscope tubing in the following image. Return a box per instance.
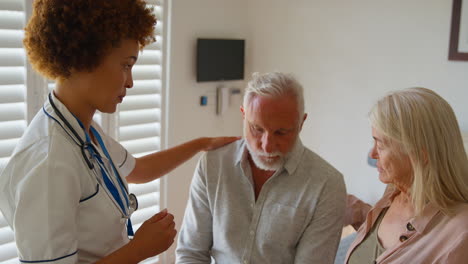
[46,94,136,218]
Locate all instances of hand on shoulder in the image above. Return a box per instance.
[199,136,241,151]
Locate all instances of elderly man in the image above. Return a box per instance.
[176,72,346,264]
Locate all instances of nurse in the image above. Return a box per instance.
[0,0,238,263]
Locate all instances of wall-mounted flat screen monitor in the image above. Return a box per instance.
[196,38,245,82]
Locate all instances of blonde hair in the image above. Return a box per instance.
[370,87,468,215]
[243,72,305,122]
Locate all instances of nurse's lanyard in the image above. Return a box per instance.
[45,93,137,237]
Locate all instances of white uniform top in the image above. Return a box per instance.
[0,93,136,263]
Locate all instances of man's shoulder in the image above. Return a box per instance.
[300,147,343,180]
[204,138,244,161]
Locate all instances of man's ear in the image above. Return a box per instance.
[299,113,307,131]
[240,105,245,119]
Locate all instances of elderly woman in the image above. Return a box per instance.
[345,88,468,263]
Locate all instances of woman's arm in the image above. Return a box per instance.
[344,194,372,230]
[126,137,240,184]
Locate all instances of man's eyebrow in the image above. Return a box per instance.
[276,128,291,132]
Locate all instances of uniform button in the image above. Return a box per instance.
[399,235,408,242]
[250,230,254,235]
[243,260,248,264]
[250,203,254,207]
[406,222,415,231]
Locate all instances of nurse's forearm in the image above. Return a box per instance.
[126,136,239,184]
[127,138,206,184]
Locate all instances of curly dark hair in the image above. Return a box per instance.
[24,0,157,80]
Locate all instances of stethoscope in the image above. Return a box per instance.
[44,93,138,237]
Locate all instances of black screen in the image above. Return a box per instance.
[196,38,245,82]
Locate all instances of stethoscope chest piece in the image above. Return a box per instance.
[129,193,138,212]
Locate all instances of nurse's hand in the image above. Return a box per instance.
[130,209,177,260]
[199,136,241,151]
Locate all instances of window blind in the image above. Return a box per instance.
[0,0,25,262]
[123,0,163,233]
[121,1,165,263]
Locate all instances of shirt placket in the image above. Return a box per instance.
[241,193,265,264]
[239,161,256,264]
[240,166,281,264]
[376,220,418,263]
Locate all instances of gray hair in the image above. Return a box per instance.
[243,72,305,121]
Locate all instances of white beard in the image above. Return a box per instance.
[242,120,300,171]
[244,123,286,171]
[245,142,285,171]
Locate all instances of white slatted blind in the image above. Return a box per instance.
[122,1,164,263]
[0,0,25,263]
[123,0,163,238]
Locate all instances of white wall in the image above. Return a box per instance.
[247,0,468,204]
[163,0,249,262]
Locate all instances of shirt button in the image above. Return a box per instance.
[243,260,248,264]
[250,203,254,207]
[250,230,254,235]
[406,222,415,231]
[399,235,408,242]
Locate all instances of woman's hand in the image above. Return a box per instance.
[199,136,241,151]
[128,209,177,261]
[344,194,372,230]
[97,209,176,263]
